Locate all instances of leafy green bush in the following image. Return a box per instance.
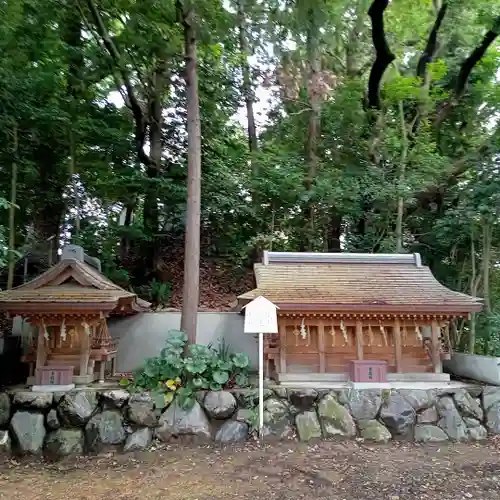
[134,278,172,309]
[474,313,500,356]
[121,330,251,409]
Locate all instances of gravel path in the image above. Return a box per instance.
[1,439,500,499]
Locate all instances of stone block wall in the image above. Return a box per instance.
[1,385,500,457]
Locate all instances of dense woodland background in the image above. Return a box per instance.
[1,0,500,353]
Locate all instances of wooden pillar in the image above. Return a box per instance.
[318,319,326,373]
[355,319,363,361]
[393,317,403,373]
[431,319,442,373]
[79,325,90,377]
[279,319,287,374]
[35,325,47,372]
[99,361,105,383]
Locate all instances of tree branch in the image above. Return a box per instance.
[416,1,448,79]
[409,128,500,211]
[435,16,500,126]
[367,0,395,109]
[84,0,151,166]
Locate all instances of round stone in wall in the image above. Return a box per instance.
[317,393,356,437]
[486,402,500,434]
[379,392,416,436]
[45,429,84,457]
[347,390,382,421]
[0,393,11,427]
[156,400,212,441]
[86,410,126,451]
[295,411,321,441]
[46,409,60,431]
[215,420,249,443]
[13,391,53,410]
[436,396,468,441]
[10,411,46,454]
[124,427,153,452]
[127,393,158,427]
[414,424,448,443]
[101,390,130,409]
[288,389,318,410]
[0,430,11,454]
[58,390,98,427]
[203,391,237,419]
[358,420,391,443]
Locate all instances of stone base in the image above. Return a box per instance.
[32,384,75,392]
[27,374,96,387]
[278,372,450,387]
[1,383,497,458]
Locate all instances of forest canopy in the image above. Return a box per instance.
[1,0,500,351]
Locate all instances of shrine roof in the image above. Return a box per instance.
[238,252,482,315]
[0,258,150,314]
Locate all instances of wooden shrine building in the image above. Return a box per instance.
[238,252,482,383]
[0,245,149,387]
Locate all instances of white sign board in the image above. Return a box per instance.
[243,296,279,334]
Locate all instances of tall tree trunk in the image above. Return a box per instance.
[179,2,202,345]
[469,226,477,353]
[237,0,258,156]
[32,144,67,265]
[303,7,321,249]
[326,210,342,252]
[237,0,259,208]
[120,200,136,263]
[395,98,408,253]
[482,220,492,315]
[144,57,167,272]
[64,8,84,237]
[7,123,18,290]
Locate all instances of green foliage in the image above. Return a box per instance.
[1,0,500,352]
[124,330,251,409]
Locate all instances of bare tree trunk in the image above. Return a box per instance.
[7,123,18,290]
[120,200,136,263]
[482,220,492,314]
[65,8,84,237]
[237,0,258,156]
[69,128,80,235]
[469,226,477,353]
[179,1,202,345]
[145,58,167,272]
[395,98,408,253]
[303,7,321,249]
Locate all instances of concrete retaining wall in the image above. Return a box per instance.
[108,312,255,373]
[444,352,500,385]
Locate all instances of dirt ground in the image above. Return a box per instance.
[1,439,500,500]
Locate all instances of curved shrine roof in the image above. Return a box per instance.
[0,258,150,315]
[238,252,483,315]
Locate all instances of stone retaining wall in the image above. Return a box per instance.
[1,385,500,457]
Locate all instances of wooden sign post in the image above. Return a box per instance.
[242,296,279,439]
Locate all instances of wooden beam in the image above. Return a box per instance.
[431,319,442,373]
[79,325,91,377]
[279,319,287,374]
[393,317,403,373]
[318,319,326,372]
[355,319,363,360]
[35,326,46,374]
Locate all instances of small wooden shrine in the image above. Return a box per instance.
[0,245,150,387]
[238,252,482,383]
